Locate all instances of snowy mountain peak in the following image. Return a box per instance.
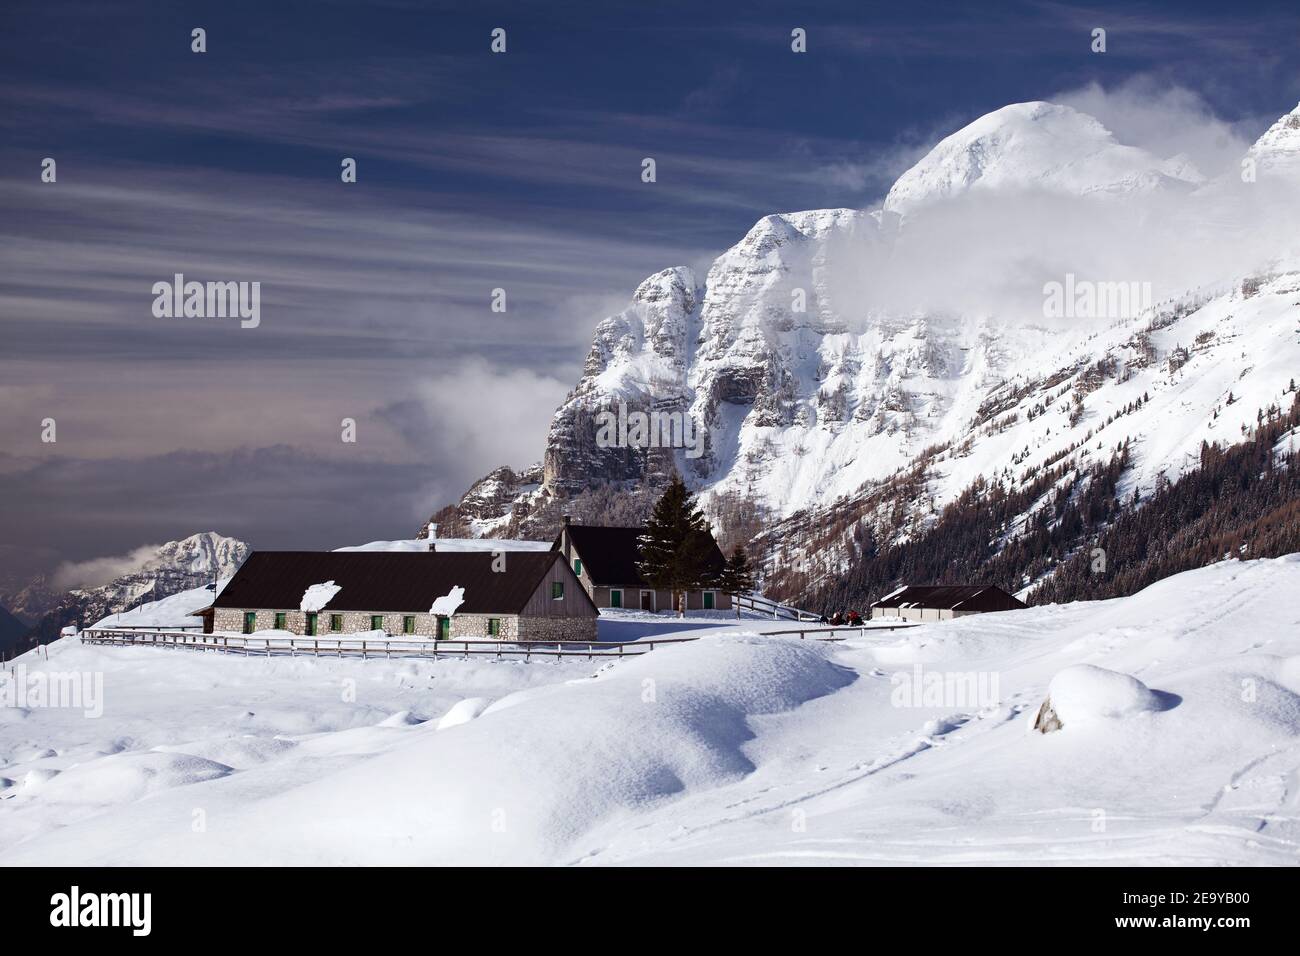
[1247,101,1300,176]
[884,100,1201,215]
[149,533,249,576]
[732,208,862,256]
[632,266,696,306]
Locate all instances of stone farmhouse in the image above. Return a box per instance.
[210,550,598,642]
[552,517,731,612]
[870,584,1026,622]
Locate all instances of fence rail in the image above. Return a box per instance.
[731,592,822,622]
[763,623,918,641]
[79,628,704,661]
[80,619,912,661]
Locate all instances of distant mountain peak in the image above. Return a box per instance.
[14,532,251,642]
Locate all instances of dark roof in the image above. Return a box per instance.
[871,585,1027,613]
[214,551,589,615]
[554,524,725,587]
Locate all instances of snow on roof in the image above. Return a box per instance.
[300,581,342,612]
[873,585,1026,612]
[335,537,552,553]
[429,586,465,616]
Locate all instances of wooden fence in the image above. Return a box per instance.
[763,623,918,641]
[80,628,702,661]
[79,620,911,661]
[731,592,823,622]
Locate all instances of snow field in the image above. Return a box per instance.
[3,555,1299,865]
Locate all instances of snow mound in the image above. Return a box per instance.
[436,697,491,729]
[377,710,426,728]
[1039,664,1163,729]
[21,768,60,791]
[209,636,854,864]
[35,752,232,805]
[153,735,298,770]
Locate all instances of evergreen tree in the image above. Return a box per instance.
[718,545,757,617]
[637,477,717,616]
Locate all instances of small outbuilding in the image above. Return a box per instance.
[212,550,598,642]
[870,584,1027,622]
[552,518,730,613]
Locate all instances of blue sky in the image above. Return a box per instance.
[2,0,1299,587]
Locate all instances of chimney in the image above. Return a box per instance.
[563,514,571,526]
[427,522,437,552]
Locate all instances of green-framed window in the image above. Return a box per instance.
[243,611,256,634]
[329,614,343,632]
[487,617,501,637]
[573,558,582,576]
[274,612,287,630]
[370,614,384,631]
[551,581,564,600]
[403,615,416,634]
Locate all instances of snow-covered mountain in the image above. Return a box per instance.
[882,101,1202,215]
[1247,101,1300,178]
[431,99,1300,598]
[22,533,250,641]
